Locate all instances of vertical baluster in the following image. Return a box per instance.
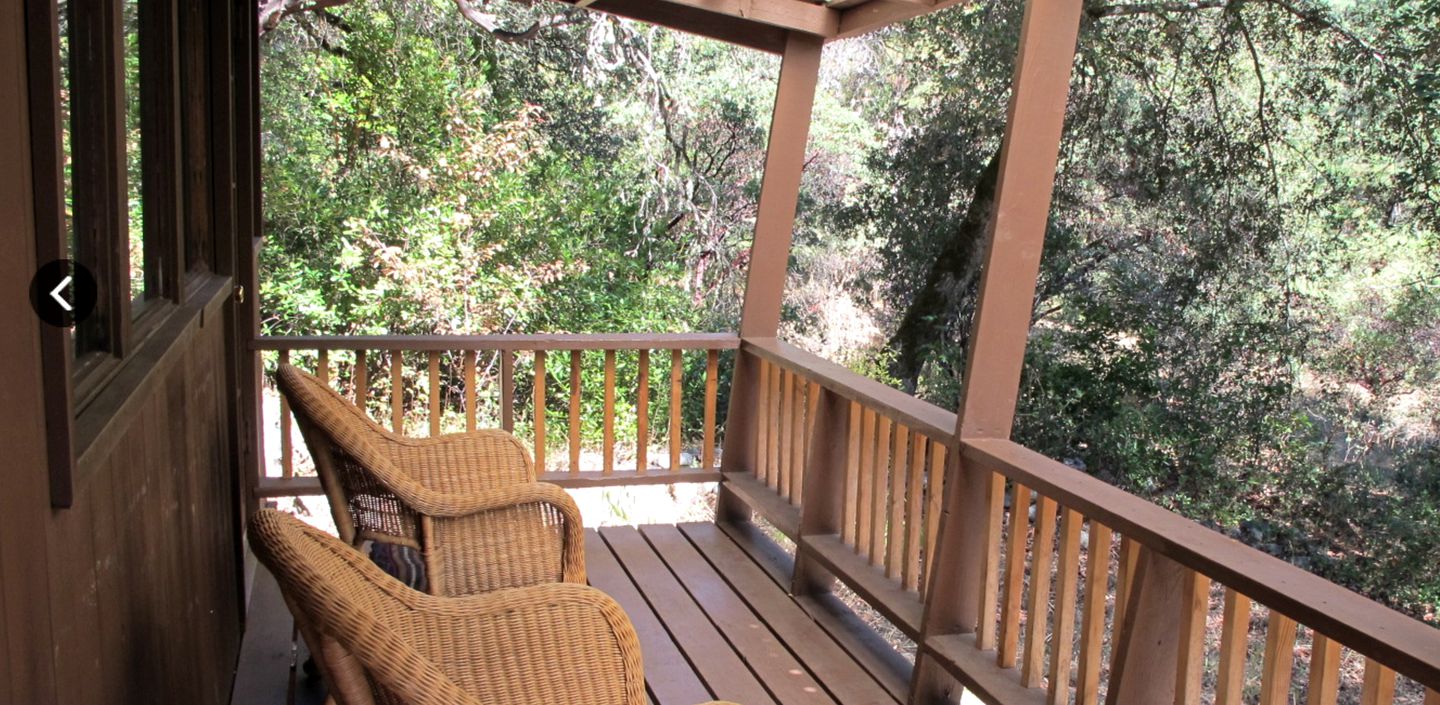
[778,368,793,500]
[842,400,860,546]
[1175,568,1211,705]
[856,407,876,557]
[390,349,404,434]
[1307,634,1341,705]
[975,462,1005,649]
[636,350,649,472]
[998,482,1032,668]
[802,380,820,496]
[902,434,924,592]
[886,424,909,580]
[354,350,368,413]
[669,349,682,471]
[869,415,892,568]
[317,348,330,385]
[427,351,441,437]
[533,351,546,474]
[1215,588,1251,705]
[789,372,805,503]
[755,359,770,483]
[1075,521,1112,705]
[463,351,477,432]
[278,350,292,479]
[1360,660,1395,705]
[923,444,949,601]
[500,350,514,432]
[1047,507,1083,705]
[1258,611,1297,705]
[1022,495,1058,687]
[766,361,781,485]
[569,350,582,474]
[703,349,718,470]
[603,349,616,475]
[1113,537,1140,633]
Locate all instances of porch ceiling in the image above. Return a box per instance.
[551,0,965,53]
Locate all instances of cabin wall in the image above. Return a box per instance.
[46,287,241,705]
[2,0,260,702]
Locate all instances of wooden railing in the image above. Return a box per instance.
[718,338,1440,705]
[252,334,736,496]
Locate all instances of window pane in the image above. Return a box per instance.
[124,0,145,305]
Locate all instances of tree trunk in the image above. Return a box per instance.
[888,144,1003,389]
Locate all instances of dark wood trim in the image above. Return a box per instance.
[2,0,60,695]
[139,0,184,302]
[69,0,131,359]
[24,0,76,507]
[179,0,212,273]
[73,273,233,480]
[207,0,236,277]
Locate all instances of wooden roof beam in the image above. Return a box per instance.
[833,0,969,39]
[558,0,840,54]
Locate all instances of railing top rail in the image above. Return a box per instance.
[962,437,1440,690]
[253,333,741,352]
[742,337,957,441]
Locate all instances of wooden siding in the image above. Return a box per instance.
[49,283,242,705]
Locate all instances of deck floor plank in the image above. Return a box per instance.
[237,524,899,705]
[600,526,779,705]
[585,530,715,705]
[676,522,899,705]
[640,524,835,705]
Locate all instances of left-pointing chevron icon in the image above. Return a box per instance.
[49,275,73,312]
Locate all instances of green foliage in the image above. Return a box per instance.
[259,0,1438,620]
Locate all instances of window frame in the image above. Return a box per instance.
[28,0,225,507]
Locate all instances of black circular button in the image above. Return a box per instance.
[30,260,97,328]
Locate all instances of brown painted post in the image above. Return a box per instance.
[2,0,60,692]
[736,32,823,339]
[792,387,849,595]
[1104,549,1188,705]
[909,0,1083,700]
[718,30,822,522]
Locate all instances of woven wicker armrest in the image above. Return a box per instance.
[380,429,536,492]
[420,482,587,594]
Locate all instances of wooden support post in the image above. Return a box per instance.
[792,387,849,595]
[717,349,761,524]
[533,351,546,473]
[909,0,1082,699]
[737,31,823,339]
[1104,548,1188,705]
[719,30,821,524]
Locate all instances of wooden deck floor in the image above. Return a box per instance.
[232,522,907,705]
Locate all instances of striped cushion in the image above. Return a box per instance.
[368,541,428,592]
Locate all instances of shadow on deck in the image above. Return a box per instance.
[231,522,913,705]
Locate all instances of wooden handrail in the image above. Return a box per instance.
[962,437,1440,689]
[253,333,739,351]
[740,337,956,441]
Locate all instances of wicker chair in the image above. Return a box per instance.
[250,510,739,705]
[276,363,585,595]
